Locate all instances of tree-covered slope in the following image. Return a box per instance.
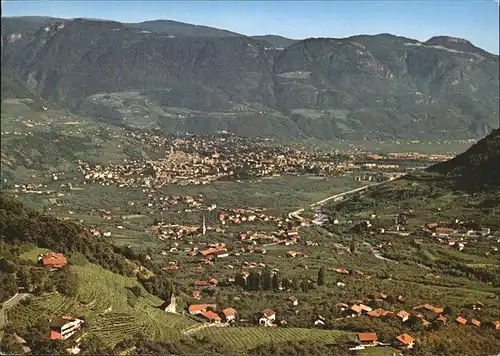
[428,128,500,188]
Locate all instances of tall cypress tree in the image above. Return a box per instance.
[248,271,257,291]
[301,279,310,293]
[255,271,263,291]
[350,237,356,254]
[272,273,280,290]
[261,269,272,290]
[317,266,326,286]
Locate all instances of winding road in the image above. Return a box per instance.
[0,293,29,342]
[288,175,404,221]
[287,174,405,262]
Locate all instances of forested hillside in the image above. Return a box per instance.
[428,128,500,189]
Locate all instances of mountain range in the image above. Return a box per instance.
[1,16,499,140]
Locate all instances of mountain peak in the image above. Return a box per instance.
[424,36,493,56]
[426,35,472,45]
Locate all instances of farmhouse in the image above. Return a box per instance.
[397,310,410,322]
[367,308,393,317]
[349,303,372,316]
[286,250,307,258]
[188,304,207,315]
[470,319,481,327]
[287,296,299,306]
[434,227,456,237]
[456,316,467,325]
[259,308,276,327]
[49,315,84,341]
[314,315,326,326]
[193,278,218,287]
[200,311,221,323]
[357,333,378,346]
[436,314,447,324]
[39,252,67,268]
[222,307,237,322]
[394,333,415,349]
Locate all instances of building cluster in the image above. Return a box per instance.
[78,133,355,188]
[423,220,494,253]
[366,152,454,162]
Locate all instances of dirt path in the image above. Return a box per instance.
[0,293,29,342]
[182,322,229,336]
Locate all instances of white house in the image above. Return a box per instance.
[50,316,84,341]
[394,334,415,349]
[259,308,276,327]
[222,307,237,322]
[397,310,410,322]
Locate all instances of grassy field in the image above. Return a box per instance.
[197,327,351,351]
[8,263,198,347]
[19,247,50,261]
[277,137,474,155]
[355,347,400,356]
[14,174,364,249]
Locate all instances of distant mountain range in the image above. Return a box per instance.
[1,16,498,140]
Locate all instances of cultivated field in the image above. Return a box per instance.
[7,263,198,347]
[197,327,352,351]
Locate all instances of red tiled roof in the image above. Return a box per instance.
[456,316,467,325]
[358,333,378,342]
[222,308,237,317]
[262,308,276,317]
[397,310,410,319]
[200,248,226,256]
[42,252,67,267]
[396,333,415,345]
[359,304,372,312]
[50,330,62,340]
[188,304,207,313]
[470,319,481,327]
[201,310,221,321]
[194,280,209,287]
[436,314,447,323]
[367,309,392,317]
[350,304,363,313]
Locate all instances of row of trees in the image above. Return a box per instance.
[231,266,346,293]
[234,269,316,293]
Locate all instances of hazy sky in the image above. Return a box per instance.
[3,0,499,54]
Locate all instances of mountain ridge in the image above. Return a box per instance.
[427,128,500,189]
[1,17,499,140]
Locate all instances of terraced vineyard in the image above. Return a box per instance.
[7,263,198,347]
[198,327,352,351]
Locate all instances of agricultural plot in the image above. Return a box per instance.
[7,263,198,347]
[19,247,50,261]
[198,327,351,351]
